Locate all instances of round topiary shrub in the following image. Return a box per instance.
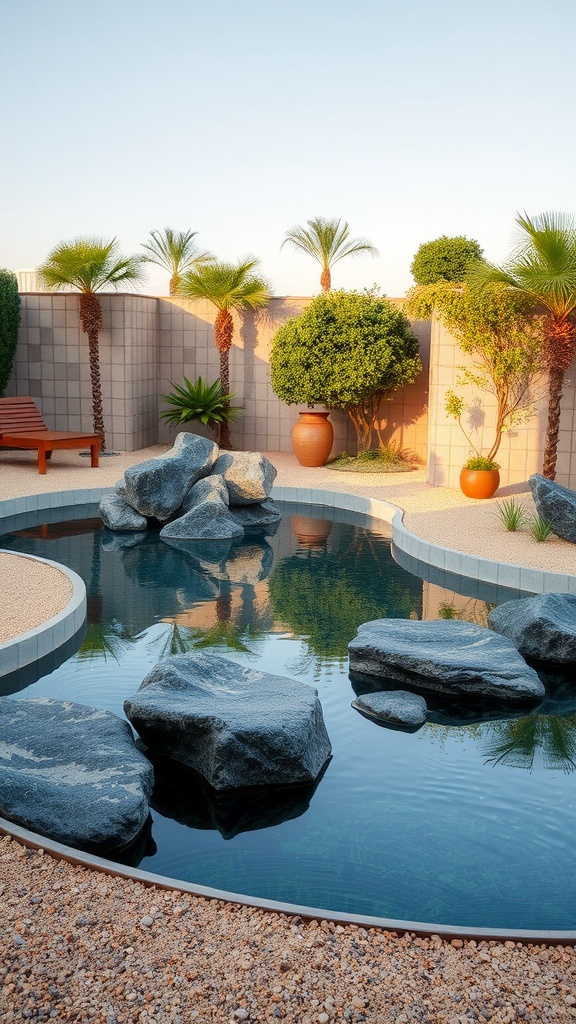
[410,235,484,285]
[270,289,421,452]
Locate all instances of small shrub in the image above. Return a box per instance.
[410,235,484,285]
[463,456,500,471]
[492,498,528,532]
[528,514,553,542]
[159,376,241,429]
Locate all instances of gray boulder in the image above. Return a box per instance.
[213,451,277,506]
[159,501,245,541]
[180,473,229,513]
[229,499,283,528]
[122,433,219,520]
[488,593,576,664]
[99,494,147,532]
[352,691,427,728]
[124,652,332,790]
[0,698,153,852]
[348,619,545,703]
[529,474,576,542]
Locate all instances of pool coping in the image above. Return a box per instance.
[1,482,576,943]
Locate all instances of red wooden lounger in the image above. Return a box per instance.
[0,396,100,474]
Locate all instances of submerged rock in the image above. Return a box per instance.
[488,593,576,664]
[352,690,427,729]
[213,451,277,506]
[99,494,147,532]
[122,433,218,520]
[348,619,545,703]
[124,652,331,790]
[0,697,153,852]
[529,474,576,543]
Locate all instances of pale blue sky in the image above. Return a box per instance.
[1,0,574,297]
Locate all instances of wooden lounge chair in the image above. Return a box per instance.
[0,396,100,474]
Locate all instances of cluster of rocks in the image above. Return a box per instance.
[99,432,282,542]
[349,593,576,730]
[0,653,332,853]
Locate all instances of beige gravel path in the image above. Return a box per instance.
[2,446,576,1018]
[0,552,73,642]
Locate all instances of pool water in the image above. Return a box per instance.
[2,502,576,931]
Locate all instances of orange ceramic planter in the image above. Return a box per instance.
[291,411,334,467]
[459,467,500,499]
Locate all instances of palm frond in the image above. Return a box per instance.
[282,216,378,271]
[177,257,271,312]
[38,237,146,294]
[141,227,215,275]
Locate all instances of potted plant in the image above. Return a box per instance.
[405,281,545,499]
[159,376,242,444]
[270,289,421,466]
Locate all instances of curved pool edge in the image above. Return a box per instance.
[1,816,574,945]
[0,549,86,677]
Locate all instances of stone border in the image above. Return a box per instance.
[2,482,576,942]
[0,551,86,677]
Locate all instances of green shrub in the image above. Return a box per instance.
[159,376,241,430]
[270,289,421,452]
[410,235,484,285]
[463,456,500,471]
[0,270,21,395]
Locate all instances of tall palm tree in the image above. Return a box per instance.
[141,227,214,295]
[281,216,378,292]
[469,211,576,479]
[37,236,145,450]
[177,257,271,448]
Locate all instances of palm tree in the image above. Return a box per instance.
[177,257,271,448]
[37,237,145,450]
[469,211,576,479]
[141,228,214,295]
[281,216,378,292]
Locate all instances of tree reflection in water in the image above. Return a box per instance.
[482,713,576,773]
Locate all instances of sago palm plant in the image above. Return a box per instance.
[177,258,271,447]
[282,216,378,291]
[160,375,241,431]
[37,237,145,449]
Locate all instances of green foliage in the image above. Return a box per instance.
[328,443,418,472]
[282,216,378,291]
[528,514,553,541]
[492,497,528,531]
[270,289,421,452]
[406,280,544,462]
[463,456,500,471]
[410,235,484,285]
[0,269,21,395]
[159,376,241,428]
[141,228,214,294]
[37,236,145,293]
[177,257,271,312]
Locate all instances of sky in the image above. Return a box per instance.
[1,0,575,298]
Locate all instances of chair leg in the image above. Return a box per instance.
[38,447,47,474]
[91,443,99,468]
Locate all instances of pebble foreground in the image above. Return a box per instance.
[1,837,575,1023]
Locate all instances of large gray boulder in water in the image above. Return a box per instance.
[348,619,545,703]
[99,494,147,532]
[0,698,153,852]
[122,433,218,520]
[488,593,576,664]
[229,498,283,528]
[159,501,244,541]
[213,451,277,506]
[529,473,576,543]
[124,652,332,790]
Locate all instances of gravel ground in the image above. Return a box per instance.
[1,836,576,1024]
[0,552,73,643]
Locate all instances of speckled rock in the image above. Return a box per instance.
[352,690,427,728]
[122,432,218,520]
[529,473,576,542]
[180,472,230,513]
[124,652,332,789]
[488,592,576,664]
[349,619,545,703]
[159,500,245,540]
[99,494,147,532]
[0,697,153,852]
[213,451,277,506]
[229,498,283,528]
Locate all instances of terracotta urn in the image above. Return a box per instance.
[291,411,334,467]
[459,467,500,499]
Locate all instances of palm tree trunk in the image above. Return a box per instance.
[320,267,331,292]
[169,274,179,296]
[215,309,234,449]
[543,366,565,480]
[79,293,106,450]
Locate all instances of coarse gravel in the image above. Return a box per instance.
[0,552,73,643]
[1,836,576,1023]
